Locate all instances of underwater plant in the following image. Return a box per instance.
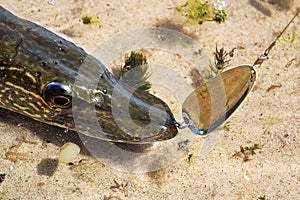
[118,51,151,91]
[81,15,101,27]
[177,0,228,24]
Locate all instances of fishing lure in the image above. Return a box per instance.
[180,9,300,135]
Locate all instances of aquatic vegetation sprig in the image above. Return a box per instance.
[233,144,263,162]
[276,30,296,44]
[214,45,230,71]
[81,15,102,27]
[118,51,151,91]
[214,9,227,23]
[177,0,228,24]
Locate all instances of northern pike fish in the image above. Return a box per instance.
[0,6,178,143]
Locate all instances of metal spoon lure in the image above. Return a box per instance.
[179,9,300,135]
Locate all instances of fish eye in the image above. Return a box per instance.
[43,82,72,108]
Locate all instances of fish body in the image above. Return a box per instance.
[0,6,178,143]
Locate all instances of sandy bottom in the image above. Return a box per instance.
[0,0,300,199]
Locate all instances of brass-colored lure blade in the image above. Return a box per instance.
[182,65,257,134]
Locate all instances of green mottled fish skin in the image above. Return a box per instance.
[0,6,178,143]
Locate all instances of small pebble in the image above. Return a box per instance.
[58,142,80,164]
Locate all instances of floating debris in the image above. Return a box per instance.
[110,179,129,197]
[5,151,28,161]
[266,84,282,92]
[285,58,296,68]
